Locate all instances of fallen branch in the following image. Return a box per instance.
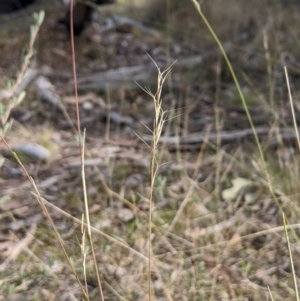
[142,127,299,149]
[76,55,205,91]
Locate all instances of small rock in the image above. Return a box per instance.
[124,173,143,188]
[82,101,93,110]
[2,143,50,163]
[110,111,133,125]
[106,264,126,278]
[117,208,134,223]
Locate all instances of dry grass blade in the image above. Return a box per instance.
[0,135,90,301]
[284,66,300,151]
[69,1,103,299]
[81,216,88,295]
[282,213,299,301]
[188,0,265,162]
[188,0,283,211]
[138,57,175,301]
[81,129,104,300]
[267,286,275,301]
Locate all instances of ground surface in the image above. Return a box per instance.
[1,1,300,300]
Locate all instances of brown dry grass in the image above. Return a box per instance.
[1,1,300,301]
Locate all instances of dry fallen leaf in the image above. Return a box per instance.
[222,177,252,202]
[227,232,242,250]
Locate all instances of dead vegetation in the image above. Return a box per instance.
[1,0,300,300]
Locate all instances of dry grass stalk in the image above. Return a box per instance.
[136,56,175,301]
